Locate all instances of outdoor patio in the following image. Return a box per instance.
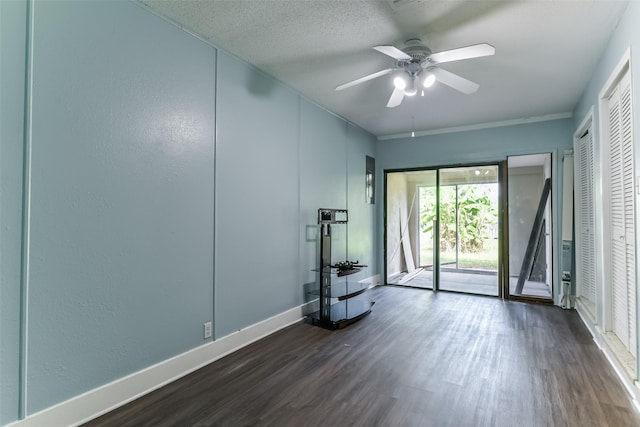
[388,269,552,299]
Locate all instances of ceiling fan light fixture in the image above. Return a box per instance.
[423,73,436,88]
[404,76,418,96]
[393,76,407,90]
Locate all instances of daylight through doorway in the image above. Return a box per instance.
[386,165,500,296]
[438,166,499,296]
[506,153,553,300]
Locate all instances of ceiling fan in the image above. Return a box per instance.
[335,38,495,108]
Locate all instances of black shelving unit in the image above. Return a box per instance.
[308,208,374,329]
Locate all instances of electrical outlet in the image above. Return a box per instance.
[203,321,212,339]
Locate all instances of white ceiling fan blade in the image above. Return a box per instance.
[430,67,479,94]
[428,43,495,64]
[373,45,412,61]
[335,68,395,91]
[387,87,405,108]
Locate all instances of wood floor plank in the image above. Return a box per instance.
[84,286,640,427]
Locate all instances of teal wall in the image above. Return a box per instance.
[299,100,349,286]
[375,119,575,303]
[0,0,28,423]
[574,1,637,130]
[0,0,378,424]
[347,125,377,280]
[215,51,300,337]
[26,0,216,415]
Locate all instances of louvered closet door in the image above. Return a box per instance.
[576,126,596,308]
[607,69,636,358]
[621,71,636,358]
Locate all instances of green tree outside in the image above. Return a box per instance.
[419,184,498,269]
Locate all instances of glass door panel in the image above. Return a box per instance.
[386,170,436,289]
[438,166,499,296]
[416,180,437,289]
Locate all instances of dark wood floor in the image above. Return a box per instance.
[85,286,640,427]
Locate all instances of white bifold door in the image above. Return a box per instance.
[604,67,636,359]
[575,121,597,315]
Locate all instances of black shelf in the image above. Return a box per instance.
[335,268,362,277]
[312,266,362,277]
[306,208,374,330]
[308,279,369,300]
[308,300,375,329]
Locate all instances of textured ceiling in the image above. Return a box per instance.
[139,0,628,138]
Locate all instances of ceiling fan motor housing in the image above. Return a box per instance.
[397,38,432,75]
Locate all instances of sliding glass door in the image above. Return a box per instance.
[385,165,500,296]
[438,166,499,296]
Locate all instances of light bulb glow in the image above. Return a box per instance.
[393,76,407,90]
[423,73,436,88]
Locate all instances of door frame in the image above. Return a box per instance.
[383,161,503,296]
[503,153,555,304]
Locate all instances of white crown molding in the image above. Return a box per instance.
[378,112,574,141]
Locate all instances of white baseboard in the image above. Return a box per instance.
[575,299,597,331]
[597,337,640,413]
[7,303,310,427]
[575,305,640,413]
